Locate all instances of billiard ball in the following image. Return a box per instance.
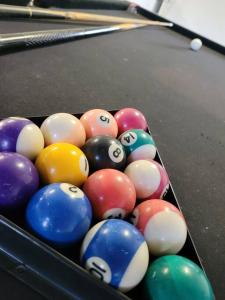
[83,169,136,220]
[0,117,44,160]
[26,183,92,246]
[35,143,89,186]
[82,136,126,172]
[124,159,169,200]
[80,109,118,139]
[190,38,202,51]
[40,113,86,147]
[81,219,149,292]
[0,152,39,210]
[119,129,156,162]
[144,255,214,300]
[130,199,187,255]
[114,108,148,135]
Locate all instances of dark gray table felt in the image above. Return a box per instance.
[0,11,225,299]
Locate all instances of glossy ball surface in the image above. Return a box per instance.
[80,109,118,139]
[35,143,89,186]
[26,183,92,245]
[0,117,44,160]
[83,169,136,220]
[40,113,86,147]
[0,152,39,210]
[190,38,202,51]
[124,160,169,200]
[81,219,149,292]
[82,136,126,172]
[144,255,215,300]
[119,129,156,162]
[130,199,187,255]
[114,108,148,135]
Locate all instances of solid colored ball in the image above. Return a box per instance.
[80,109,118,139]
[144,255,215,300]
[35,143,89,186]
[83,169,136,220]
[82,136,126,172]
[119,129,156,162]
[114,108,148,135]
[0,117,44,160]
[40,113,86,147]
[190,38,202,51]
[81,219,149,292]
[26,183,92,246]
[130,199,187,255]
[0,152,39,210]
[124,160,169,200]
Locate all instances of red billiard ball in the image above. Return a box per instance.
[124,159,169,200]
[83,169,136,220]
[114,108,148,135]
[130,199,187,256]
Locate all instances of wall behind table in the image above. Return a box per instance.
[159,0,225,47]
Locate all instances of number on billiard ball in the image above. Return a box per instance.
[82,136,126,172]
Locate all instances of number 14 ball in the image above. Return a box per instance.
[119,129,156,162]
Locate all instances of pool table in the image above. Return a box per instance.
[0,6,224,300]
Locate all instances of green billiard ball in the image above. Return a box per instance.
[119,129,156,162]
[144,255,214,300]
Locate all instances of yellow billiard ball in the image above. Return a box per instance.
[35,143,89,186]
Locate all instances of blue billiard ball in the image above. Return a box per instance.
[80,219,149,292]
[26,183,92,246]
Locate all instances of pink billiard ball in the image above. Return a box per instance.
[80,109,118,139]
[130,199,187,256]
[83,169,136,220]
[114,108,148,135]
[124,159,169,200]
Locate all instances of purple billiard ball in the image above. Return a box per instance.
[0,117,44,160]
[0,152,39,211]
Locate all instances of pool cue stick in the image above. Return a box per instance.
[0,4,173,27]
[30,0,130,11]
[0,23,146,52]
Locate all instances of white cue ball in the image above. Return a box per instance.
[190,38,202,51]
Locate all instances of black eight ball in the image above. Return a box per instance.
[82,135,126,172]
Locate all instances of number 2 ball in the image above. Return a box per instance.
[35,143,89,186]
[83,169,136,220]
[125,160,169,200]
[119,129,156,162]
[114,108,148,135]
[80,109,118,139]
[130,200,187,256]
[82,136,126,172]
[81,219,149,292]
[26,183,92,246]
